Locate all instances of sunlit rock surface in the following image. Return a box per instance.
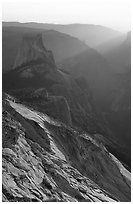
[2,94,130,202]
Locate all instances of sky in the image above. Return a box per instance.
[2,0,131,32]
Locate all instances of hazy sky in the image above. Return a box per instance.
[2,0,131,32]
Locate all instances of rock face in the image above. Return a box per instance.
[2,26,89,72]
[13,33,56,69]
[44,95,72,125]
[10,88,72,126]
[2,94,131,202]
[3,33,108,136]
[3,32,131,184]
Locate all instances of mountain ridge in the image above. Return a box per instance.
[13,33,56,70]
[2,26,89,72]
[2,28,131,202]
[3,21,122,47]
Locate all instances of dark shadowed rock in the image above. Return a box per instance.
[33,88,48,99]
[3,33,108,135]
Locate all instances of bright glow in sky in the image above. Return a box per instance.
[2,0,131,32]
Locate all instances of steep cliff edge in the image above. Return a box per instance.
[10,88,72,126]
[13,33,56,69]
[2,94,131,202]
[3,33,108,136]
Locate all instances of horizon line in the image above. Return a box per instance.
[2,21,129,34]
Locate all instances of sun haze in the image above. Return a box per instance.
[2,0,131,33]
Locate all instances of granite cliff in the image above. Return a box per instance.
[2,93,131,202]
[2,33,131,202]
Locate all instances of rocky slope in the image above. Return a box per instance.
[2,93,131,202]
[2,32,131,200]
[10,88,72,126]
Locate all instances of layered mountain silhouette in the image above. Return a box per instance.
[3,33,106,135]
[3,32,131,169]
[3,22,121,47]
[2,26,88,72]
[95,31,131,72]
[60,49,115,107]
[60,47,131,168]
[2,25,131,202]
